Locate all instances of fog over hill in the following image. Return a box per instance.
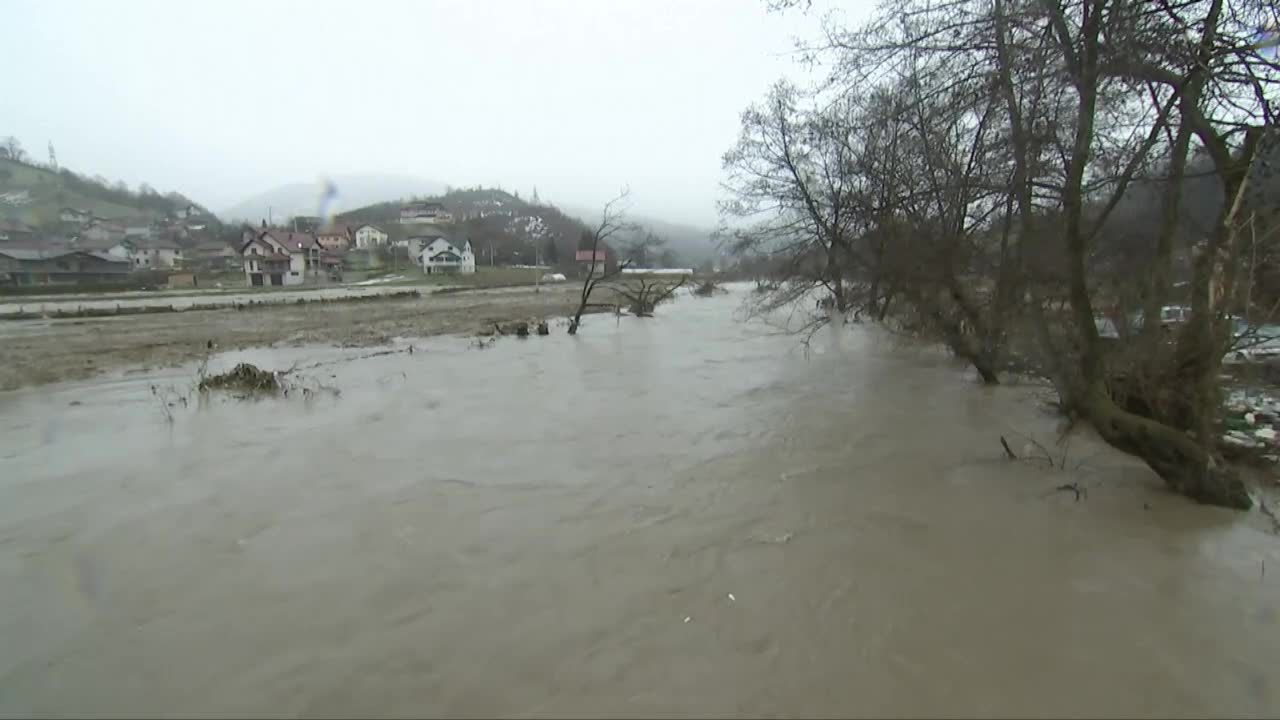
[218,174,448,224]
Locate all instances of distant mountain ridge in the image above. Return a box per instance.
[218,174,448,224]
[559,203,717,265]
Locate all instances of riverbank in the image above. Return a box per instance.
[0,284,585,391]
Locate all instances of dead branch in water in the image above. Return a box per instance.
[1049,482,1088,502]
[607,275,687,317]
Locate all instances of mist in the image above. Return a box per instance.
[2,0,861,226]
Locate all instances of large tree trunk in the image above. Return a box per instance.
[1084,384,1251,508]
[993,0,1249,508]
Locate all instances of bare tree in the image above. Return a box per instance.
[1,136,25,163]
[720,82,862,316]
[610,275,688,316]
[568,189,636,335]
[761,0,1278,507]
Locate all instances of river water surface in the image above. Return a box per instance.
[1,288,1278,717]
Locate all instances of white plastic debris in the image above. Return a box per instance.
[683,616,691,623]
[1246,412,1257,424]
[1224,434,1257,448]
[728,593,736,602]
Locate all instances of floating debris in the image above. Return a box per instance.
[197,363,282,394]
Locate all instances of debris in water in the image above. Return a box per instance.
[683,616,691,623]
[1049,482,1087,502]
[197,363,282,394]
[728,593,736,602]
[751,531,793,545]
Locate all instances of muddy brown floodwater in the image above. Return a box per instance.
[2,286,1279,717]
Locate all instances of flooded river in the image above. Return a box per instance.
[1,288,1278,717]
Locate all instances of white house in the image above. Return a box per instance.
[239,229,310,286]
[133,238,184,269]
[400,201,453,225]
[354,224,389,249]
[75,237,136,265]
[122,218,155,240]
[419,237,475,274]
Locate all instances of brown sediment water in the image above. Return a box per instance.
[1,286,1278,717]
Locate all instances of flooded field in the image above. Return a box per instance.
[0,283,442,317]
[1,287,1278,717]
[0,285,582,391]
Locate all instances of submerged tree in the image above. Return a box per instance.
[568,189,635,335]
[739,0,1280,508]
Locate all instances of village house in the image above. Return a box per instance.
[189,239,239,271]
[575,248,607,274]
[75,236,136,264]
[58,207,93,224]
[0,247,131,285]
[0,220,35,243]
[132,237,184,269]
[419,236,476,274]
[122,217,155,240]
[81,218,126,245]
[240,229,308,286]
[400,201,453,225]
[398,227,447,260]
[316,224,353,252]
[240,228,343,286]
[353,224,389,249]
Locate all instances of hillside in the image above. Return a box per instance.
[218,174,448,224]
[337,187,594,268]
[560,203,717,266]
[336,187,717,269]
[0,158,202,229]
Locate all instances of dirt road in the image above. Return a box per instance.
[0,285,585,391]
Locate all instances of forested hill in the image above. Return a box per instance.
[336,188,595,267]
[338,187,713,268]
[0,157,205,228]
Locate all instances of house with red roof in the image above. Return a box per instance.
[240,228,344,286]
[316,224,353,252]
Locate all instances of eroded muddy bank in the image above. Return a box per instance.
[1,289,1278,717]
[0,285,583,391]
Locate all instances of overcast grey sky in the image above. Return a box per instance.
[3,0,872,226]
